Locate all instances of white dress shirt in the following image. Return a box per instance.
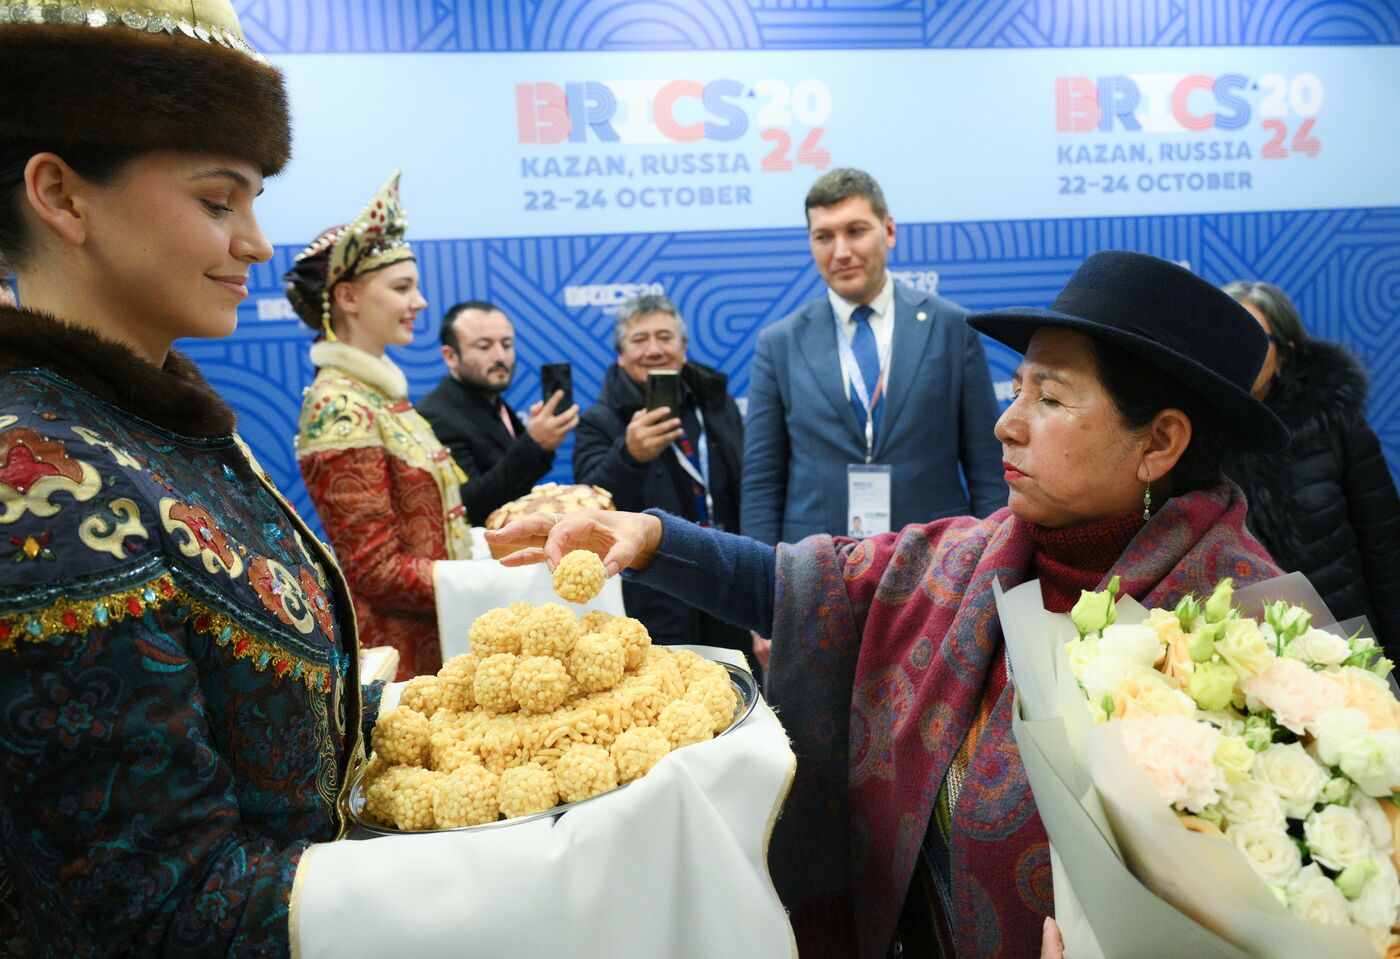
[828,271,895,400]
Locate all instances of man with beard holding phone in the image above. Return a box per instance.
[418,300,579,524]
[574,294,754,670]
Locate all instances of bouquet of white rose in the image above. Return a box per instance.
[1001,571,1400,959]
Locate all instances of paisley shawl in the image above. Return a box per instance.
[766,482,1278,958]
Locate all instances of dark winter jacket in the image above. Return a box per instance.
[1223,339,1400,660]
[574,362,751,659]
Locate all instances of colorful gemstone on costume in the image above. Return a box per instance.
[247,556,316,635]
[160,499,244,578]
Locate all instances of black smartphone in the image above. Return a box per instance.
[540,363,572,410]
[645,369,682,413]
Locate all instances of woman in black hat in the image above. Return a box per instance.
[488,250,1289,959]
[1220,281,1400,664]
[0,5,371,954]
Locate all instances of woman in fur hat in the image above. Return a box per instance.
[285,173,473,681]
[0,4,374,954]
[1222,281,1400,662]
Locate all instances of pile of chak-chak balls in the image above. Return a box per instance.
[360,550,740,831]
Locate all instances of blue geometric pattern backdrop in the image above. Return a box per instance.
[189,1,1400,541]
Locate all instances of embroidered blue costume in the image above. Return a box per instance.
[0,311,376,956]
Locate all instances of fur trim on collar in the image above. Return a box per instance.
[1266,338,1369,440]
[0,307,237,437]
[310,341,409,399]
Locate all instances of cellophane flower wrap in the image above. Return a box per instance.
[1060,574,1400,957]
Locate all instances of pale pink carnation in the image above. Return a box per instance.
[1242,657,1348,735]
[1120,716,1227,813]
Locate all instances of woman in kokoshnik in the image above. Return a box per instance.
[286,172,473,682]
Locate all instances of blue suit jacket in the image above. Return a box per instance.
[740,282,1007,544]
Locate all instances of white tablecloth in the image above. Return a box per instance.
[433,528,626,660]
[292,646,797,959]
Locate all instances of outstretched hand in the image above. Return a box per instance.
[484,508,664,578]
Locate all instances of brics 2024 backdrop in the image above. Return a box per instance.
[191,0,1400,540]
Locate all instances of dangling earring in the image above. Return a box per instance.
[321,290,337,342]
[1142,481,1152,521]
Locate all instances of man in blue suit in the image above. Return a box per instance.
[741,168,1006,545]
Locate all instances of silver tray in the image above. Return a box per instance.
[347,661,759,835]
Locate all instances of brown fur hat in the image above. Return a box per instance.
[0,21,290,175]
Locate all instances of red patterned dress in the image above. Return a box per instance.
[296,342,472,679]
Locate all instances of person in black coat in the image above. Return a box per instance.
[574,294,753,666]
[417,300,579,525]
[1222,281,1400,661]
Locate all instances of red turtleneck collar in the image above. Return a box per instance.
[1028,510,1145,613]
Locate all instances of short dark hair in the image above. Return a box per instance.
[440,299,502,350]
[804,168,889,224]
[1087,337,1229,498]
[1222,281,1307,368]
[0,141,142,272]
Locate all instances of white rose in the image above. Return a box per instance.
[1348,858,1400,931]
[1304,804,1379,871]
[1336,728,1400,798]
[1351,794,1396,857]
[1253,742,1329,818]
[1285,627,1353,667]
[1307,707,1371,767]
[1078,641,1155,705]
[1098,623,1163,668]
[1216,618,1276,679]
[1227,822,1303,885]
[1285,863,1351,926]
[1218,778,1287,830]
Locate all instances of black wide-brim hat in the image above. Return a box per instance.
[967,251,1290,453]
